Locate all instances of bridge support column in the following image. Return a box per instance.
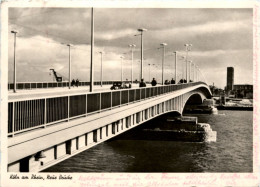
[28,155,41,172]
[162,102,165,113]
[125,116,130,128]
[119,119,123,131]
[112,122,116,134]
[57,142,66,158]
[87,132,94,145]
[78,134,86,148]
[133,114,136,125]
[43,147,55,164]
[71,138,77,152]
[136,112,141,124]
[145,109,148,120]
[96,128,101,142]
[116,121,120,133]
[107,124,112,136]
[101,126,106,139]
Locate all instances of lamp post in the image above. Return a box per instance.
[193,62,195,82]
[181,56,185,83]
[120,56,124,82]
[136,28,147,81]
[173,51,178,84]
[129,44,136,84]
[99,51,103,87]
[160,43,167,85]
[148,63,151,82]
[188,60,192,82]
[11,30,18,93]
[197,66,200,81]
[90,7,94,92]
[150,64,155,81]
[184,44,192,82]
[199,68,202,82]
[195,65,198,81]
[153,64,158,80]
[67,44,73,89]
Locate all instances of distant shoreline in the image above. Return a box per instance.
[216,106,253,111]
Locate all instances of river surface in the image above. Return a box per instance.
[44,110,253,172]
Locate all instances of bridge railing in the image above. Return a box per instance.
[7,81,138,90]
[7,82,207,137]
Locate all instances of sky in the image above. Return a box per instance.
[8,8,253,88]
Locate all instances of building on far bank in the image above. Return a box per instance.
[226,67,234,93]
[233,84,253,99]
[224,67,253,99]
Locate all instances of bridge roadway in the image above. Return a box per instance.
[7,82,211,172]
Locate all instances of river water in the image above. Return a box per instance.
[44,110,253,172]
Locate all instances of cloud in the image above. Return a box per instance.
[7,8,253,88]
[189,49,251,58]
[95,28,136,40]
[150,19,250,41]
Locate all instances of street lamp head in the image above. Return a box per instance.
[11,30,18,34]
[160,43,167,46]
[129,44,136,47]
[138,28,147,32]
[67,44,73,47]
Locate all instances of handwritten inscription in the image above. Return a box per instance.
[9,172,259,186]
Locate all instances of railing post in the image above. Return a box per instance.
[12,102,15,137]
[68,96,70,121]
[99,93,101,112]
[44,98,47,127]
[120,91,122,106]
[110,91,112,109]
[133,89,136,102]
[86,93,88,114]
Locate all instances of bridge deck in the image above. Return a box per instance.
[7,82,209,137]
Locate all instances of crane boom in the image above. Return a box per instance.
[50,69,63,82]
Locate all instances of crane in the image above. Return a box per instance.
[49,69,63,82]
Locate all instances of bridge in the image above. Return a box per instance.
[7,81,211,172]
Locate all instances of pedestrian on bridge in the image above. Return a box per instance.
[76,79,79,87]
[151,78,157,86]
[164,80,170,85]
[171,78,175,84]
[139,79,146,87]
[71,79,75,87]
